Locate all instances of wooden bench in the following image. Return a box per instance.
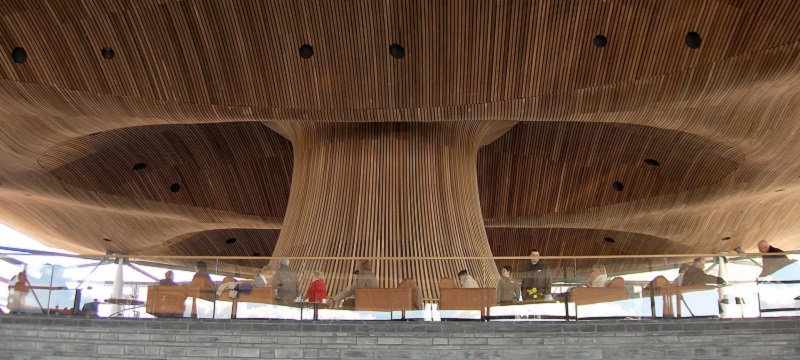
[355,288,413,311]
[439,288,496,318]
[217,284,275,319]
[567,277,628,319]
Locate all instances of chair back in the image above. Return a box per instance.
[439,277,457,289]
[607,277,625,288]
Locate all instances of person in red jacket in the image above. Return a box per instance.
[306,271,327,303]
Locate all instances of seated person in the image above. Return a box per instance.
[496,265,520,304]
[586,264,608,287]
[188,261,216,301]
[305,271,327,303]
[253,267,275,288]
[398,278,424,310]
[81,299,100,316]
[159,270,178,286]
[253,269,266,287]
[331,260,378,307]
[673,263,691,286]
[682,257,725,286]
[273,259,299,304]
[457,269,479,288]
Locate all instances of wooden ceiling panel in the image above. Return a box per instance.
[0,1,794,286]
[0,1,798,110]
[40,122,293,218]
[477,122,742,219]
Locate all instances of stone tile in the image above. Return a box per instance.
[274,349,304,359]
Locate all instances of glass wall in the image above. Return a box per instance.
[2,252,798,321]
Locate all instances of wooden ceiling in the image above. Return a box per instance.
[0,0,798,294]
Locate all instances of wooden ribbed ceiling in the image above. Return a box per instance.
[0,0,799,296]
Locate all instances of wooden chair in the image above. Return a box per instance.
[439,277,458,289]
[568,278,628,319]
[439,288,496,318]
[145,285,187,318]
[643,276,716,318]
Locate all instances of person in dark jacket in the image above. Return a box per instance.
[682,257,725,286]
[521,249,552,299]
[757,240,793,277]
[159,270,177,286]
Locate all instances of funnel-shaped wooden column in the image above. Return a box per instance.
[267,121,515,300]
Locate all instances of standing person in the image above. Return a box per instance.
[585,264,608,287]
[682,257,725,286]
[521,249,552,299]
[9,269,29,312]
[159,270,177,286]
[272,259,299,304]
[757,240,793,277]
[673,263,691,286]
[496,265,519,304]
[457,269,479,288]
[305,271,327,303]
[331,260,378,307]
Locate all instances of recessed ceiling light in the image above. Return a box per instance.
[11,47,27,64]
[685,32,702,49]
[593,35,607,48]
[612,181,624,191]
[644,159,661,167]
[721,237,731,241]
[101,47,115,60]
[170,183,181,192]
[389,44,405,59]
[225,238,237,244]
[103,238,112,242]
[299,44,313,59]
[604,237,616,243]
[132,163,147,171]
[252,252,260,256]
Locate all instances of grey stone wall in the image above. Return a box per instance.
[0,314,798,359]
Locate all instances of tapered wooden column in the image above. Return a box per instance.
[266,121,515,300]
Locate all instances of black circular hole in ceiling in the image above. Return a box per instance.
[169,183,181,193]
[721,237,731,241]
[612,181,624,191]
[685,32,702,49]
[299,44,313,59]
[101,47,115,60]
[593,35,607,48]
[103,238,112,242]
[11,47,27,64]
[132,163,147,171]
[604,237,616,244]
[389,44,405,59]
[644,159,661,167]
[252,252,260,257]
[225,237,237,244]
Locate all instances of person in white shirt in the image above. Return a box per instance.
[457,269,479,288]
[586,264,608,287]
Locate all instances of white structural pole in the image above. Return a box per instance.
[717,255,731,318]
[111,258,124,315]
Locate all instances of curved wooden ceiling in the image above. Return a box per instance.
[0,0,798,294]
